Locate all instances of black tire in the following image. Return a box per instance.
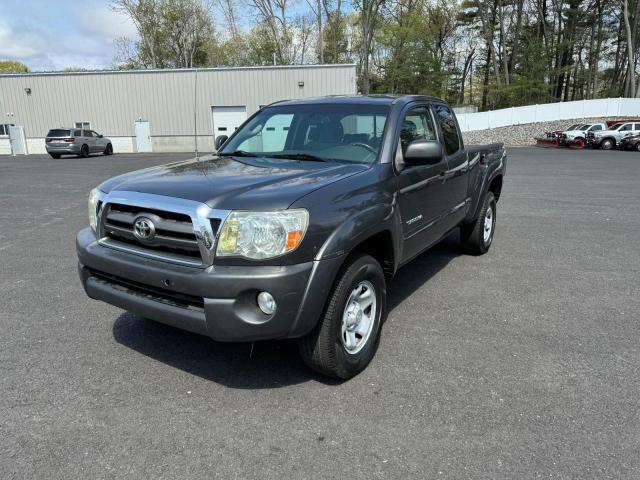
[103,143,113,156]
[635,143,640,152]
[461,191,496,255]
[49,153,61,159]
[79,144,89,158]
[600,138,614,150]
[298,253,386,380]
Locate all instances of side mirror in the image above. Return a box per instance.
[98,134,103,138]
[215,135,228,150]
[403,140,444,166]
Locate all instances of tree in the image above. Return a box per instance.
[249,0,295,64]
[0,61,29,73]
[112,0,216,68]
[357,0,386,93]
[107,0,640,107]
[112,0,166,68]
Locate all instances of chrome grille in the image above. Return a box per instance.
[94,191,229,268]
[101,203,205,266]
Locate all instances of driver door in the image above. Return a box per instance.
[395,104,449,263]
[92,131,106,151]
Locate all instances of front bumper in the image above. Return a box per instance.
[77,228,344,342]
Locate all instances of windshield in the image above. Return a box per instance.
[219,103,390,164]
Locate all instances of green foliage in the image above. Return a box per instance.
[112,0,216,68]
[0,61,29,73]
[110,0,636,108]
[322,11,350,63]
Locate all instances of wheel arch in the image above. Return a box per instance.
[314,203,402,278]
[348,230,395,279]
[488,174,503,201]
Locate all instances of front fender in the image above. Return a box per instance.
[314,200,402,267]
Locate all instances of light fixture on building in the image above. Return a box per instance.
[298,81,304,88]
[24,87,31,95]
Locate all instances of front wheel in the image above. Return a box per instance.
[600,138,614,150]
[298,254,386,379]
[103,143,113,156]
[461,191,496,255]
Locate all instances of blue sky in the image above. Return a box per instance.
[0,0,137,71]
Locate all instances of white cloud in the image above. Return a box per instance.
[0,0,138,71]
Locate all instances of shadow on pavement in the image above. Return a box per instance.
[112,231,461,388]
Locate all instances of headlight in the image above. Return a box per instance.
[216,209,309,259]
[88,188,103,232]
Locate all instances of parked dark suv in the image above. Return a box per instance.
[619,133,640,151]
[77,95,506,379]
[46,128,113,158]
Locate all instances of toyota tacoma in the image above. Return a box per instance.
[77,95,506,379]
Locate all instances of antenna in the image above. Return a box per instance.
[194,69,199,160]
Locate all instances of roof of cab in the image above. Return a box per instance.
[270,94,446,107]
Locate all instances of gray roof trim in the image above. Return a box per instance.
[0,63,357,78]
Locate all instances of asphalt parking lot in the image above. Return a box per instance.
[1,148,639,479]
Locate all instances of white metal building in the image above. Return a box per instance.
[0,64,356,155]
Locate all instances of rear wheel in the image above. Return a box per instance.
[299,254,386,380]
[103,143,113,156]
[49,153,61,159]
[635,143,640,152]
[79,144,89,158]
[600,138,615,150]
[461,191,496,255]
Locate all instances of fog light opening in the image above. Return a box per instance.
[257,291,277,315]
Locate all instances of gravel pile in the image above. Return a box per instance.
[463,117,626,146]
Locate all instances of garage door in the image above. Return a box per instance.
[211,106,247,141]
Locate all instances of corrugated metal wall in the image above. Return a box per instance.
[0,65,357,138]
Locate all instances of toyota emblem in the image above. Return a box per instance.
[133,216,156,241]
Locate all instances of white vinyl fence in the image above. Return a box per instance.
[457,97,640,132]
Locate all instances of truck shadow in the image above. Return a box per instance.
[112,231,461,389]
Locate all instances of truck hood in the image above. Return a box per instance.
[98,154,368,210]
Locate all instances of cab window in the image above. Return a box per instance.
[434,104,461,155]
[399,107,437,154]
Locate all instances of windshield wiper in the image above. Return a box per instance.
[219,150,258,157]
[269,153,327,162]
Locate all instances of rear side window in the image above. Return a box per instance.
[74,129,81,136]
[634,124,640,130]
[47,129,70,137]
[434,104,461,155]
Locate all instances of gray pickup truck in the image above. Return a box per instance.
[77,95,506,379]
